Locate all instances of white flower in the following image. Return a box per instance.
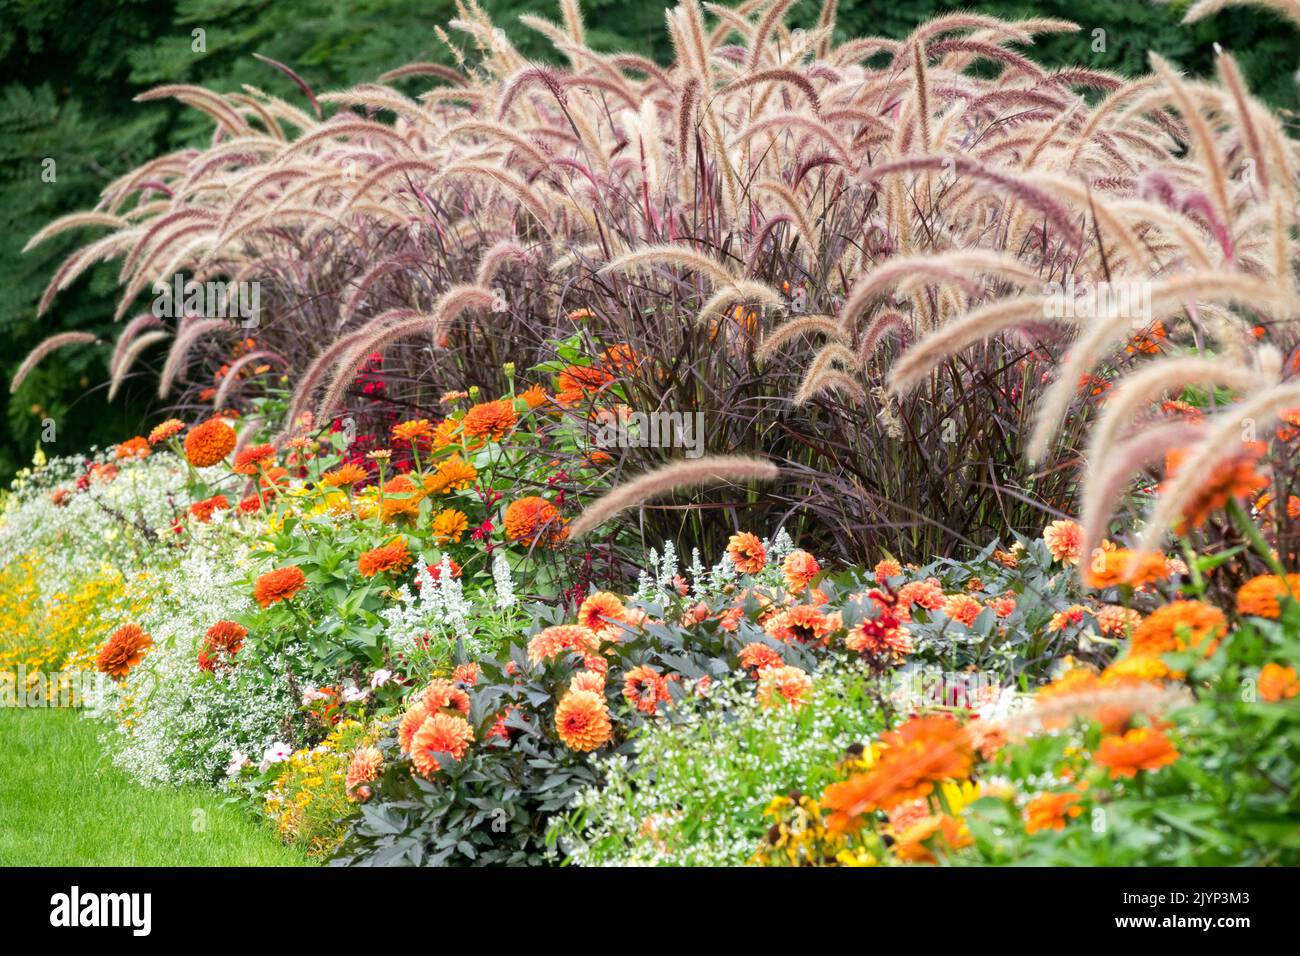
[342,684,368,704]
[301,685,329,704]
[491,550,516,609]
[226,749,250,777]
[369,668,394,689]
[258,741,292,772]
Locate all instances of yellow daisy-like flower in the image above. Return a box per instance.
[431,508,469,544]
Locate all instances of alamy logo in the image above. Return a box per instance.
[49,886,151,936]
[591,409,705,459]
[1042,276,1152,323]
[152,272,260,327]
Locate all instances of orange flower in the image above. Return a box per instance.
[1163,441,1269,533]
[1235,574,1300,619]
[232,443,275,475]
[504,496,567,547]
[555,365,613,406]
[1093,726,1178,778]
[392,419,435,445]
[1024,792,1083,834]
[1082,548,1170,589]
[527,624,599,665]
[622,664,672,715]
[781,549,821,592]
[727,532,766,574]
[431,508,468,544]
[96,623,153,678]
[821,716,974,831]
[358,539,413,577]
[410,712,474,777]
[891,813,973,863]
[520,383,549,408]
[424,453,477,495]
[423,678,471,715]
[1042,519,1083,564]
[1095,604,1142,636]
[764,604,833,645]
[254,566,307,607]
[346,746,383,798]
[461,399,517,442]
[148,418,185,445]
[1129,600,1225,658]
[738,642,783,673]
[569,671,606,695]
[184,418,236,467]
[555,689,612,751]
[756,664,813,709]
[452,662,480,686]
[397,700,430,753]
[199,619,247,672]
[942,594,982,626]
[897,578,945,610]
[577,591,626,635]
[1048,604,1089,632]
[378,474,422,523]
[1258,663,1300,702]
[114,436,151,460]
[188,494,230,523]
[873,558,902,581]
[322,463,367,488]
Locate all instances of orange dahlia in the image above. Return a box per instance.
[423,678,471,715]
[1258,663,1300,702]
[431,508,469,544]
[569,671,606,695]
[727,531,766,574]
[254,566,307,608]
[410,712,474,777]
[358,538,413,577]
[322,463,368,488]
[1095,604,1142,637]
[1235,574,1300,619]
[114,436,151,460]
[184,418,236,467]
[756,664,813,709]
[504,495,567,547]
[897,578,945,610]
[1024,792,1083,834]
[764,604,834,645]
[1163,441,1269,533]
[942,593,982,626]
[1093,726,1178,778]
[1042,519,1083,564]
[1082,548,1170,589]
[873,558,902,581]
[148,418,185,445]
[526,624,599,665]
[1128,600,1225,658]
[738,642,783,673]
[577,591,627,635]
[554,689,613,752]
[621,664,672,715]
[346,746,383,798]
[461,399,517,442]
[781,549,821,592]
[96,623,153,678]
[452,662,480,686]
[232,443,275,475]
[424,453,477,495]
[397,700,431,753]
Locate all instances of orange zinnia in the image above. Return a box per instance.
[1024,792,1083,834]
[254,566,307,607]
[1128,600,1225,658]
[378,474,422,523]
[1082,548,1170,589]
[188,494,230,523]
[392,419,435,445]
[96,623,153,679]
[431,508,469,544]
[114,436,151,460]
[358,539,413,577]
[461,399,517,442]
[424,454,478,495]
[232,443,275,475]
[891,813,973,863]
[184,419,236,467]
[520,384,549,409]
[1235,574,1300,620]
[555,365,613,406]
[727,531,766,574]
[1093,726,1178,778]
[322,463,367,488]
[410,712,474,777]
[504,496,567,547]
[554,689,613,752]
[1258,663,1300,702]
[148,418,185,445]
[1163,441,1269,533]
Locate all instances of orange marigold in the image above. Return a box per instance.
[410,712,474,777]
[1093,726,1178,778]
[461,399,517,442]
[96,623,153,678]
[1258,663,1300,702]
[1024,792,1083,834]
[184,418,236,467]
[1235,574,1300,620]
[727,531,766,574]
[254,566,307,607]
[622,664,672,715]
[358,539,413,577]
[1042,519,1083,564]
[527,624,599,665]
[1163,441,1269,533]
[554,689,613,751]
[504,495,567,547]
[1129,600,1225,658]
[577,591,626,635]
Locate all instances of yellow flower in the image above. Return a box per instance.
[431,508,469,544]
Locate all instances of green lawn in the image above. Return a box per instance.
[0,707,309,866]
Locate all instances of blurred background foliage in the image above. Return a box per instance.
[0,0,1296,481]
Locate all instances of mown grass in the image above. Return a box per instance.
[0,707,309,866]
